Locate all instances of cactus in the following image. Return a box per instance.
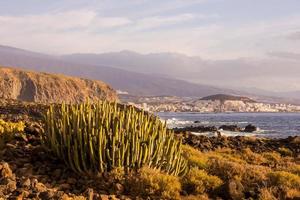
[43,101,188,176]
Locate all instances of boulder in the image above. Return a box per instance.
[244,124,257,132]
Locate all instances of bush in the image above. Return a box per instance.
[241,148,266,165]
[262,152,282,167]
[258,188,277,200]
[278,147,293,157]
[0,119,25,148]
[182,167,223,195]
[182,145,208,169]
[0,119,25,134]
[43,101,187,176]
[267,171,300,190]
[127,166,181,200]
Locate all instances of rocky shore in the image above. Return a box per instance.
[173,124,257,134]
[177,131,300,155]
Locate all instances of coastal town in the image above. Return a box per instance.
[121,95,300,113]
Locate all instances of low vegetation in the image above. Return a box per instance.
[0,100,299,199]
[0,119,25,148]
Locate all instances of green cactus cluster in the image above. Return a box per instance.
[43,101,188,176]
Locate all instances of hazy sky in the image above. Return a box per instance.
[1,0,300,59]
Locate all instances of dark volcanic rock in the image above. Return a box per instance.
[173,125,218,133]
[219,125,241,132]
[178,131,300,156]
[243,124,257,132]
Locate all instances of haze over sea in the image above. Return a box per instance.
[157,112,300,138]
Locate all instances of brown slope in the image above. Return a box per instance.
[0,66,117,103]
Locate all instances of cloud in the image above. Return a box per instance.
[267,51,300,61]
[287,31,300,40]
[0,10,131,33]
[133,14,196,30]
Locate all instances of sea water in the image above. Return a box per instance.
[156,112,300,138]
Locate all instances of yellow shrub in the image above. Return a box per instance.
[181,194,210,200]
[268,171,300,189]
[208,157,245,180]
[241,148,266,165]
[289,164,300,176]
[278,147,293,157]
[127,167,181,200]
[182,145,208,169]
[286,188,300,198]
[182,167,223,194]
[262,152,282,167]
[258,188,277,200]
[0,119,25,148]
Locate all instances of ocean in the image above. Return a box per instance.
[156,112,300,138]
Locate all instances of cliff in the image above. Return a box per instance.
[0,66,117,103]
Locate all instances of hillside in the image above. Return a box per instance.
[62,51,300,99]
[200,94,256,103]
[0,66,117,103]
[0,45,238,97]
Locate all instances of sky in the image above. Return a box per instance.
[0,0,300,60]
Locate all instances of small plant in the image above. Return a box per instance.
[126,166,182,200]
[267,171,300,189]
[43,101,188,176]
[0,119,25,148]
[278,147,293,157]
[182,167,223,195]
[182,145,208,169]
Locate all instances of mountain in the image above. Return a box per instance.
[62,51,300,95]
[0,45,238,97]
[200,94,256,103]
[0,66,117,103]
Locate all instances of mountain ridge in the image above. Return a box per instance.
[0,45,239,97]
[0,66,117,103]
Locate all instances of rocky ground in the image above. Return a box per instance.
[1,99,300,199]
[0,122,130,200]
[177,131,300,155]
[0,100,130,199]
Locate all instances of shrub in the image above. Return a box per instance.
[0,119,25,148]
[258,188,277,200]
[182,167,223,195]
[0,119,25,134]
[208,157,245,181]
[43,101,188,176]
[262,152,281,167]
[182,145,208,169]
[267,171,300,190]
[241,148,266,165]
[127,166,181,200]
[278,147,293,157]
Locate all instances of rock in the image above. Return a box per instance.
[84,188,94,200]
[39,190,55,200]
[0,162,13,179]
[6,179,17,193]
[67,177,77,185]
[173,125,218,133]
[21,178,31,188]
[52,169,62,178]
[34,182,47,193]
[228,179,244,200]
[59,183,71,190]
[100,194,110,200]
[244,124,257,132]
[219,125,241,132]
[114,183,124,194]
